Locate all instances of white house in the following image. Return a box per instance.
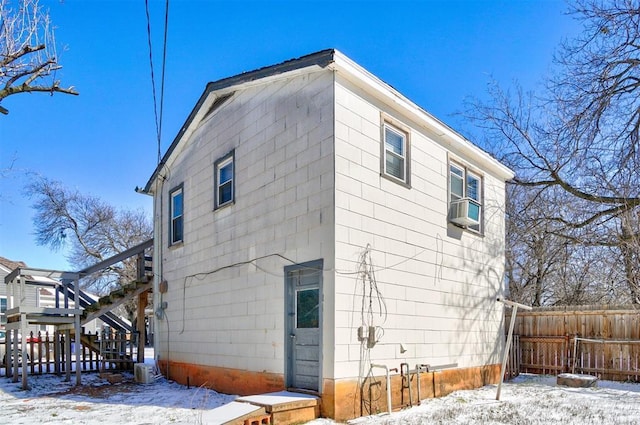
[0,257,63,336]
[143,49,513,420]
[0,256,106,338]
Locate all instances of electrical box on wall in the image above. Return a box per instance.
[357,326,378,348]
[158,280,168,293]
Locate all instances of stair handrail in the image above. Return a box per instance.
[60,282,132,332]
[76,238,153,278]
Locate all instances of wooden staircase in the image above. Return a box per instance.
[71,278,151,370]
[62,240,154,368]
[81,278,152,326]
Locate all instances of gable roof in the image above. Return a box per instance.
[143,49,337,193]
[143,49,513,193]
[0,256,62,286]
[0,256,26,273]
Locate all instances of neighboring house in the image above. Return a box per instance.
[0,257,103,336]
[0,256,61,336]
[143,49,514,420]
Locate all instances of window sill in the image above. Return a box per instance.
[214,200,235,211]
[381,172,411,189]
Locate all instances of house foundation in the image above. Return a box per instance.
[157,360,501,421]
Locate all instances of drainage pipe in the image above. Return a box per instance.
[370,364,393,415]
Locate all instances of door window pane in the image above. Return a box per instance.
[296,288,319,328]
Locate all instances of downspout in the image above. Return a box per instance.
[369,364,393,415]
[156,175,167,378]
[136,174,167,378]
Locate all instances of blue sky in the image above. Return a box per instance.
[0,0,579,271]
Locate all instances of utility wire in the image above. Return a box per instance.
[144,0,170,164]
[144,0,160,161]
[158,0,170,163]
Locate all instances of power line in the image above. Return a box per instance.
[158,0,170,164]
[144,0,170,164]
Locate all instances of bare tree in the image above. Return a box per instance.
[0,0,77,115]
[469,0,640,304]
[26,176,153,300]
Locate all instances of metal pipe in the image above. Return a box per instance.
[416,364,429,403]
[400,362,412,407]
[496,297,532,400]
[370,364,392,414]
[572,335,578,374]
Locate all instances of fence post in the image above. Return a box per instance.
[564,334,569,373]
[37,331,43,375]
[29,331,35,374]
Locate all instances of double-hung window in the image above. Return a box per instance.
[449,162,483,232]
[382,122,410,185]
[169,185,184,245]
[215,151,234,209]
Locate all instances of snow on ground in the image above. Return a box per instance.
[1,360,639,425]
[312,374,640,425]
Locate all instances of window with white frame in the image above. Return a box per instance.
[0,296,7,325]
[449,162,483,232]
[215,151,234,209]
[169,185,184,245]
[382,123,410,185]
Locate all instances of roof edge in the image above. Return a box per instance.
[329,51,514,181]
[143,49,337,193]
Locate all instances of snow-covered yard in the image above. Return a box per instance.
[0,368,639,424]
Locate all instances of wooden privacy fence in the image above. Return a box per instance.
[1,329,138,377]
[505,305,640,382]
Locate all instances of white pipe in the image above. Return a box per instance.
[496,297,532,400]
[370,364,392,414]
[496,297,532,311]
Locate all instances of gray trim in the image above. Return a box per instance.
[77,239,153,277]
[284,259,324,393]
[380,121,411,189]
[214,150,235,210]
[169,183,184,246]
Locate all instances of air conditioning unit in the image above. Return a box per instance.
[134,363,154,383]
[449,198,481,227]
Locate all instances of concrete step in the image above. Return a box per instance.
[236,391,319,425]
[199,401,267,425]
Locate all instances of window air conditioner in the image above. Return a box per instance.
[449,198,481,227]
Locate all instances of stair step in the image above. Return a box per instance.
[199,401,266,425]
[236,392,319,425]
[98,294,114,305]
[84,303,101,313]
